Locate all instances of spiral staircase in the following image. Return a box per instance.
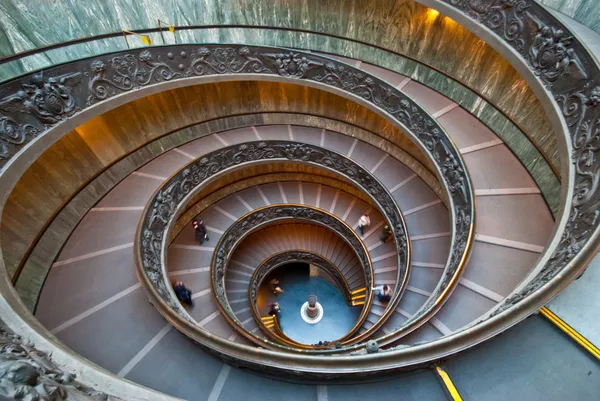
[0,1,599,400]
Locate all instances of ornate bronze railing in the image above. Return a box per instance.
[1,43,478,376]
[249,250,355,308]
[137,141,410,351]
[212,207,370,348]
[0,46,471,342]
[431,0,600,320]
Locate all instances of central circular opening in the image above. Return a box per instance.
[259,262,361,345]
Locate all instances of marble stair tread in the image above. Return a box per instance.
[370,155,415,190]
[56,210,141,260]
[475,195,553,246]
[288,125,322,145]
[135,149,190,178]
[176,134,228,157]
[463,145,540,190]
[399,80,456,115]
[461,241,540,297]
[345,140,388,172]
[95,173,162,208]
[403,203,450,237]
[216,126,258,145]
[36,246,138,330]
[56,287,167,374]
[167,247,214,272]
[321,130,356,155]
[433,285,498,332]
[437,107,499,149]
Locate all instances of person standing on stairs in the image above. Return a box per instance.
[372,284,391,303]
[193,219,209,245]
[380,224,392,243]
[268,302,281,315]
[270,278,284,294]
[173,281,194,307]
[358,213,370,236]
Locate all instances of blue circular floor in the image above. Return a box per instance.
[275,271,361,344]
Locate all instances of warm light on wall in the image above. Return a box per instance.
[426,8,440,22]
[444,16,457,26]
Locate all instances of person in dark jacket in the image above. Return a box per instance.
[173,281,194,307]
[268,302,281,316]
[380,224,392,243]
[193,219,209,245]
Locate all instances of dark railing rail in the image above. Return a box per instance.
[0,24,560,199]
[0,0,596,387]
[249,250,355,309]
[1,44,474,375]
[137,140,413,352]
[211,208,372,349]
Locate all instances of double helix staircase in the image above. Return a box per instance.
[34,102,552,392]
[0,4,595,395]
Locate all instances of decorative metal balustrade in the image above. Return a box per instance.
[250,250,355,309]
[137,141,411,351]
[0,46,473,342]
[210,207,372,348]
[432,0,600,321]
[0,42,478,377]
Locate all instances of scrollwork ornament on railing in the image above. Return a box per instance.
[439,0,600,317]
[0,117,39,160]
[0,71,82,125]
[0,321,119,400]
[248,251,353,306]
[88,51,183,104]
[215,207,369,323]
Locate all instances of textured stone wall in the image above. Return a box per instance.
[538,0,600,33]
[0,0,559,175]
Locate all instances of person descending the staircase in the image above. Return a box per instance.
[270,278,284,294]
[380,224,392,243]
[193,219,209,245]
[358,213,370,236]
[268,302,281,316]
[173,281,194,307]
[372,284,391,303]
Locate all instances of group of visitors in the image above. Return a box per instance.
[358,213,393,243]
[313,340,342,349]
[268,278,284,315]
[359,213,393,303]
[172,218,209,307]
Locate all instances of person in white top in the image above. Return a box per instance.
[372,284,391,303]
[358,213,370,236]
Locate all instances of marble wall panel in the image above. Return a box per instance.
[539,0,600,34]
[0,0,560,173]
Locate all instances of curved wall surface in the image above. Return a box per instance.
[0,0,559,177]
[0,80,434,281]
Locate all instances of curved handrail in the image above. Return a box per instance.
[0,1,598,385]
[210,205,373,349]
[0,23,563,186]
[249,250,355,309]
[0,44,475,375]
[139,140,412,351]
[248,250,358,346]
